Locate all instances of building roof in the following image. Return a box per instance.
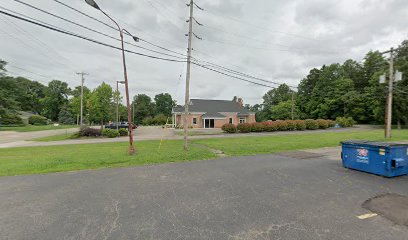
[173,99,253,115]
[202,112,225,118]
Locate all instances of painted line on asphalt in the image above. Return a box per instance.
[357,213,378,219]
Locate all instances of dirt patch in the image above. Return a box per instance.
[362,193,408,227]
[276,151,324,159]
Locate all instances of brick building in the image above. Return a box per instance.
[172,99,256,129]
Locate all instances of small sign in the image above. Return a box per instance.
[356,148,369,164]
[379,148,386,156]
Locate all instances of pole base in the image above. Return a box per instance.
[128,145,136,155]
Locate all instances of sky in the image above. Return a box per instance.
[0,0,407,105]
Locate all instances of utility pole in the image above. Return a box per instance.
[76,72,88,126]
[116,81,125,131]
[291,91,295,120]
[183,0,203,151]
[383,48,394,139]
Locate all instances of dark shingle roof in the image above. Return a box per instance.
[173,99,252,114]
[202,112,225,118]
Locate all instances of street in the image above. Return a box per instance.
[0,148,407,240]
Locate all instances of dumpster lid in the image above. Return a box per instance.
[341,140,408,147]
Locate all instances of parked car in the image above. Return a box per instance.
[104,122,137,130]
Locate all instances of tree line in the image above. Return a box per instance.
[250,40,408,126]
[0,60,175,126]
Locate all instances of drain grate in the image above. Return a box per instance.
[276,151,324,159]
[362,193,408,226]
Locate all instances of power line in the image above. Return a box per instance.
[192,62,276,89]
[52,0,187,57]
[0,9,187,63]
[12,0,186,60]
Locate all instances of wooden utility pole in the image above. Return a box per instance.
[183,0,194,151]
[76,72,88,126]
[384,48,394,139]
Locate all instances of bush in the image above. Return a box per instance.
[0,114,24,125]
[28,115,48,125]
[276,121,288,131]
[262,121,279,132]
[222,123,237,133]
[336,117,355,128]
[79,126,101,137]
[316,119,329,129]
[118,128,128,136]
[286,120,297,131]
[250,122,264,132]
[237,123,251,133]
[294,120,306,130]
[305,119,319,130]
[102,128,120,138]
[327,120,336,128]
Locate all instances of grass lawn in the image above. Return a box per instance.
[0,125,77,132]
[194,129,408,156]
[0,129,407,177]
[0,140,217,176]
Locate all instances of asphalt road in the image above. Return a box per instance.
[0,151,407,239]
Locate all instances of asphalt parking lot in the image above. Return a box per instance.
[0,150,407,240]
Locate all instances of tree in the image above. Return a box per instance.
[0,59,6,77]
[261,84,293,120]
[154,93,174,116]
[88,82,113,127]
[133,94,154,125]
[271,100,299,120]
[58,104,75,124]
[69,86,91,124]
[41,80,70,121]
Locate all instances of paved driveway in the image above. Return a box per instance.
[0,151,407,239]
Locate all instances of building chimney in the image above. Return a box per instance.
[237,98,243,107]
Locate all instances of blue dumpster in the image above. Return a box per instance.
[341,140,408,177]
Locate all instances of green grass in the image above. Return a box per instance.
[0,125,77,132]
[31,134,75,142]
[1,129,407,177]
[0,140,217,177]
[194,129,408,156]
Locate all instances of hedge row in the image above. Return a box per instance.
[222,119,337,134]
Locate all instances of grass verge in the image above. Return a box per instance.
[31,134,75,142]
[193,129,408,156]
[0,125,77,132]
[0,140,216,176]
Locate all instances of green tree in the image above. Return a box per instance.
[154,93,175,116]
[41,80,71,121]
[262,84,294,120]
[271,100,299,120]
[88,82,113,127]
[133,94,154,125]
[69,86,91,124]
[58,104,75,124]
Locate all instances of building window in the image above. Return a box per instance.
[229,118,233,124]
[239,117,246,123]
[193,118,197,125]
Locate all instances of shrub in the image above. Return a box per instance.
[28,115,48,125]
[276,121,288,131]
[250,122,264,132]
[153,114,168,125]
[286,120,297,131]
[336,117,355,128]
[305,119,319,130]
[142,116,153,126]
[327,120,336,128]
[316,119,329,129]
[0,114,24,125]
[222,123,237,133]
[237,123,251,133]
[262,121,279,132]
[102,128,120,138]
[118,128,128,136]
[294,120,306,130]
[79,126,102,137]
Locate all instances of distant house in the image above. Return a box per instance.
[172,99,256,129]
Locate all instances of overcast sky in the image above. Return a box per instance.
[1,0,407,105]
